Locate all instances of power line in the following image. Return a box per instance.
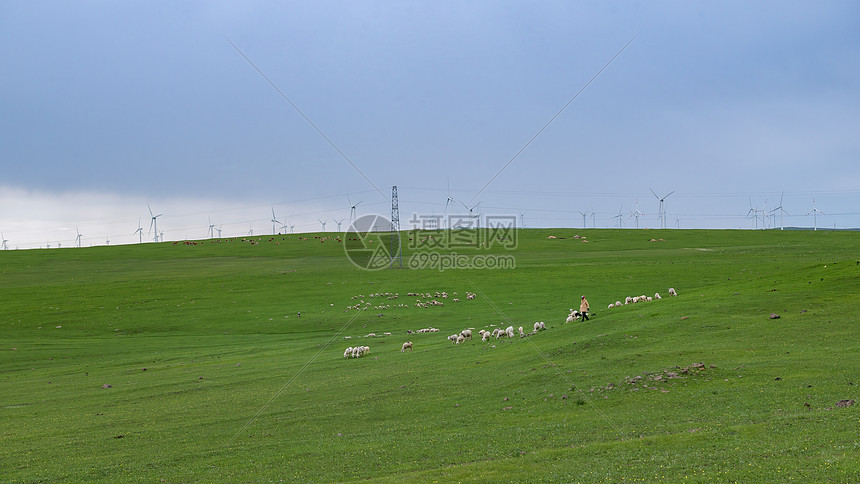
[225,37,387,201]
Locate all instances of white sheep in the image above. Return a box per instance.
[615,301,623,307]
[344,347,353,358]
[668,287,677,296]
[481,331,491,342]
[646,296,653,302]
[518,326,524,337]
[456,334,465,344]
[460,329,472,340]
[654,293,661,300]
[625,296,634,305]
[448,334,458,344]
[506,326,515,338]
[608,304,614,309]
[401,341,413,352]
[534,321,541,332]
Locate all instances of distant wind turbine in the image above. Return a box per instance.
[771,192,789,230]
[148,204,163,242]
[318,219,327,232]
[348,195,362,225]
[444,177,456,229]
[75,227,83,248]
[577,210,589,229]
[650,189,674,229]
[460,201,481,229]
[133,219,144,243]
[334,218,344,232]
[613,203,625,228]
[629,199,644,229]
[1,233,8,250]
[271,208,281,235]
[806,199,824,231]
[208,217,215,239]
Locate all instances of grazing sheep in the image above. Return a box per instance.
[654,293,662,300]
[344,347,353,358]
[632,296,640,303]
[534,321,541,332]
[518,326,524,337]
[615,301,623,307]
[460,329,472,340]
[506,326,515,338]
[448,334,458,344]
[481,331,491,342]
[608,304,614,309]
[646,297,653,302]
[625,296,634,305]
[456,334,465,344]
[566,312,576,323]
[668,287,678,296]
[401,341,413,352]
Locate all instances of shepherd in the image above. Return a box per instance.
[580,295,590,321]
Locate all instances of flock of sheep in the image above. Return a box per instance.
[342,288,679,360]
[345,291,478,312]
[605,287,677,309]
[343,345,371,358]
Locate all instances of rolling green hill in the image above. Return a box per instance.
[1,229,858,482]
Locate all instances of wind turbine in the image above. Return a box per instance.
[806,199,824,231]
[1,233,8,250]
[771,192,789,230]
[460,201,480,229]
[271,208,281,235]
[105,235,110,246]
[133,218,144,243]
[613,203,625,228]
[208,217,215,239]
[348,195,362,225]
[519,212,525,229]
[577,210,589,229]
[215,225,223,237]
[280,219,289,234]
[444,177,456,229]
[650,189,674,229]
[334,218,344,232]
[746,197,762,230]
[287,220,294,234]
[318,218,327,232]
[630,199,644,229]
[248,225,254,237]
[147,204,162,243]
[75,227,83,248]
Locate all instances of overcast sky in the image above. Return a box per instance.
[2,1,858,248]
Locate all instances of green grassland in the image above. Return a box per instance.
[1,229,858,482]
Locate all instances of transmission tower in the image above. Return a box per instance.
[390,185,402,268]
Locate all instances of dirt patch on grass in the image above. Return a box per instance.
[590,363,718,395]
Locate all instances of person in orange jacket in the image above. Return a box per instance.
[579,295,590,321]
